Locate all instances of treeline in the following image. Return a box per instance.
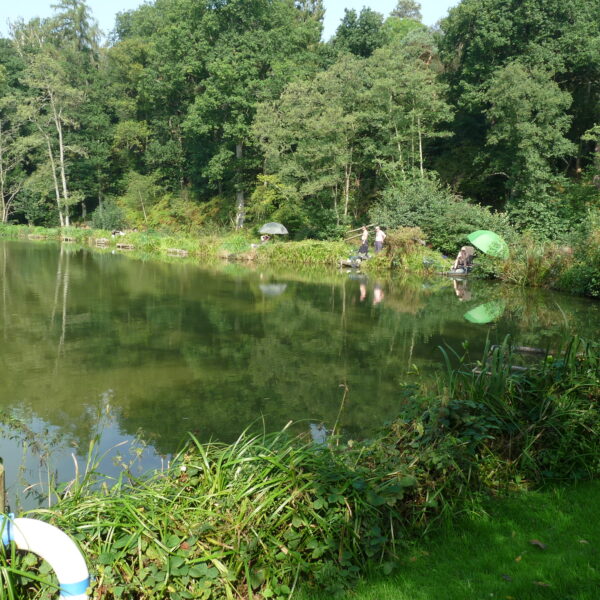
[0,0,599,243]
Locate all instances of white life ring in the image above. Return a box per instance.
[1,514,89,599]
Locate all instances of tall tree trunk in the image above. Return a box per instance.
[391,95,405,174]
[0,122,22,224]
[235,141,245,229]
[51,98,70,227]
[344,163,352,217]
[410,113,415,171]
[333,183,339,224]
[0,123,6,223]
[594,141,600,189]
[97,166,103,207]
[394,123,404,174]
[44,131,65,227]
[417,116,424,177]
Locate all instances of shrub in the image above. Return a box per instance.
[558,223,600,297]
[560,262,600,298]
[246,175,308,237]
[90,200,125,231]
[487,223,600,298]
[369,175,515,254]
[508,200,573,241]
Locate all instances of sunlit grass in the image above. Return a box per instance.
[300,480,600,600]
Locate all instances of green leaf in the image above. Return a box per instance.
[98,552,117,565]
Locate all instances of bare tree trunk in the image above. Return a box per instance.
[50,98,70,227]
[235,142,245,229]
[0,121,23,224]
[97,166,103,207]
[390,94,405,175]
[0,123,7,223]
[44,131,65,227]
[344,161,352,217]
[333,183,339,225]
[594,142,600,189]
[394,123,404,174]
[410,113,415,171]
[417,116,424,177]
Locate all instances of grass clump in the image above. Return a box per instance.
[472,222,600,299]
[3,430,424,599]
[258,239,351,265]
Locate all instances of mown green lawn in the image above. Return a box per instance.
[300,480,600,600]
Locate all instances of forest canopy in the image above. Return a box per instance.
[0,0,599,242]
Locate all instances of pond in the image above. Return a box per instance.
[1,240,599,508]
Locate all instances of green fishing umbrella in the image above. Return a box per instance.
[463,301,505,324]
[466,230,509,259]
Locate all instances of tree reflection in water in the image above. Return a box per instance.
[0,239,598,504]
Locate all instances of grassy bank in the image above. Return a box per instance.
[301,479,600,600]
[474,230,600,299]
[1,223,599,297]
[0,224,446,273]
[1,337,598,599]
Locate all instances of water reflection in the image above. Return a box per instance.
[309,423,328,445]
[259,283,288,297]
[452,277,472,302]
[373,283,385,305]
[464,300,506,324]
[0,240,598,505]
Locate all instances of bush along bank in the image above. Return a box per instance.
[0,224,448,273]
[0,224,222,260]
[3,337,599,599]
[473,227,600,299]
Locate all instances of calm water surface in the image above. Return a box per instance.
[1,240,599,507]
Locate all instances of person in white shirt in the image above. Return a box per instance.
[358,226,369,254]
[374,226,386,253]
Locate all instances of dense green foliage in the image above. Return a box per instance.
[0,0,598,247]
[369,175,514,254]
[1,337,598,599]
